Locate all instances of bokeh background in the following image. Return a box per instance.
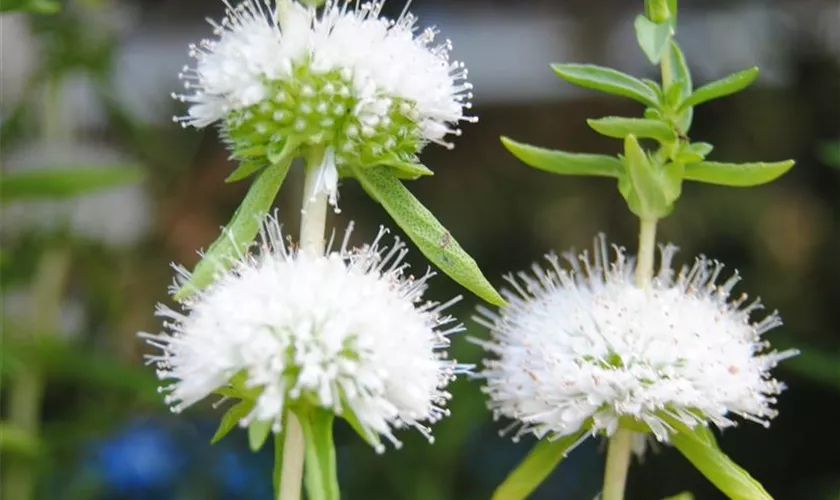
[1,0,839,498]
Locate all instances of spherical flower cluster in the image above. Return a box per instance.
[474,236,796,444]
[174,0,474,207]
[1,142,151,247]
[141,215,467,451]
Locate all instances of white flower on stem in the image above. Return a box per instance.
[173,0,474,208]
[141,214,467,452]
[474,236,796,446]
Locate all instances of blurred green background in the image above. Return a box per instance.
[1,0,838,498]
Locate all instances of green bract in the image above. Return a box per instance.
[224,65,429,183]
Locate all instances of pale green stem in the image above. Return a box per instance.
[602,217,658,500]
[3,248,72,500]
[276,150,328,500]
[602,427,634,500]
[660,37,674,90]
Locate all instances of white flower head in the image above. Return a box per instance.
[141,214,468,452]
[474,236,796,445]
[0,142,151,247]
[174,0,475,206]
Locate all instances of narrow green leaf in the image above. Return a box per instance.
[353,166,505,306]
[492,431,587,500]
[301,409,339,500]
[669,40,693,131]
[679,67,759,111]
[672,430,773,500]
[382,160,434,180]
[501,137,622,178]
[684,160,794,187]
[273,429,285,497]
[248,420,273,451]
[551,63,660,107]
[635,15,672,64]
[819,142,840,169]
[174,157,293,300]
[211,401,253,444]
[662,492,694,500]
[0,0,59,14]
[668,0,678,28]
[0,166,144,202]
[225,160,266,183]
[587,117,677,143]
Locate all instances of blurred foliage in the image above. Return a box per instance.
[1,0,839,499]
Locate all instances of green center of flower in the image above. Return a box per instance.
[223,64,424,172]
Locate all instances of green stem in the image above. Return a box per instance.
[3,248,72,500]
[660,37,674,90]
[602,427,634,500]
[602,217,658,500]
[634,217,658,288]
[274,149,328,500]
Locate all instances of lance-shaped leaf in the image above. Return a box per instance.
[672,428,773,500]
[211,400,254,444]
[679,67,759,111]
[587,117,677,143]
[552,63,660,108]
[228,139,299,183]
[635,15,672,64]
[684,160,794,187]
[301,409,340,500]
[501,137,622,178]
[353,166,505,306]
[174,157,294,300]
[248,419,273,451]
[0,166,145,202]
[668,40,694,132]
[492,430,588,500]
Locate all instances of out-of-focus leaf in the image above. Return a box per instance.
[353,166,505,306]
[248,420,273,452]
[174,157,293,300]
[818,142,840,170]
[0,167,145,202]
[552,63,659,107]
[587,117,676,143]
[0,0,59,14]
[301,409,339,500]
[684,160,794,187]
[0,422,41,458]
[492,430,588,500]
[501,137,622,178]
[678,67,759,110]
[662,492,695,500]
[0,336,158,400]
[672,428,773,500]
[211,400,253,444]
[777,342,840,391]
[635,14,672,64]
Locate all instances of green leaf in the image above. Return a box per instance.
[668,40,693,131]
[587,117,677,143]
[174,157,294,300]
[819,142,840,169]
[0,0,59,14]
[672,429,773,500]
[551,63,660,108]
[644,0,671,23]
[618,135,680,218]
[492,430,587,500]
[352,166,505,306]
[248,420,273,451]
[674,142,713,164]
[301,409,339,500]
[679,67,759,110]
[0,422,41,459]
[381,160,434,180]
[501,137,622,178]
[211,401,253,444]
[662,492,695,500]
[684,160,794,187]
[0,166,144,203]
[668,0,679,28]
[635,15,672,64]
[226,160,267,183]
